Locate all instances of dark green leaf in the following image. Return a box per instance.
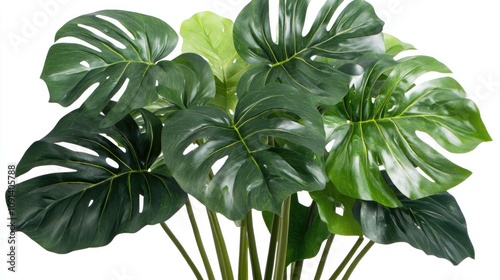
[156,53,216,109]
[41,10,178,127]
[326,55,492,207]
[181,12,249,112]
[12,104,186,253]
[353,174,474,265]
[233,0,385,105]
[162,84,327,220]
[263,194,330,265]
[310,182,362,236]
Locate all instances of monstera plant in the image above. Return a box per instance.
[8,0,491,279]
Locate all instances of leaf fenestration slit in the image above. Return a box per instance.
[95,14,135,40]
[55,142,99,157]
[106,157,119,169]
[56,36,102,52]
[77,23,127,49]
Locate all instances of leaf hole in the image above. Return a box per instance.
[55,142,99,157]
[325,139,335,152]
[327,0,351,32]
[211,155,228,175]
[138,194,144,213]
[415,167,435,183]
[96,14,135,40]
[411,72,452,89]
[99,133,126,153]
[183,143,199,155]
[268,0,280,43]
[88,199,94,207]
[106,157,119,169]
[80,61,90,68]
[415,130,454,156]
[56,36,102,52]
[78,23,127,49]
[334,202,344,216]
[111,78,129,102]
[302,0,326,36]
[297,191,313,206]
[17,166,77,182]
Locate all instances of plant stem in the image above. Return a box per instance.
[341,241,374,280]
[160,222,203,280]
[246,211,263,280]
[185,198,216,280]
[239,216,249,280]
[313,234,335,280]
[207,209,234,280]
[291,202,318,280]
[264,214,280,280]
[273,196,292,280]
[329,236,364,280]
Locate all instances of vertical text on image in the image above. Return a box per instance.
[6,165,17,273]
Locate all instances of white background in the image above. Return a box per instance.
[1,0,499,279]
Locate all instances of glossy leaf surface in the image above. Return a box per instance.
[13,105,186,253]
[156,53,216,109]
[326,56,491,207]
[41,10,178,127]
[162,84,327,220]
[181,12,249,112]
[353,174,474,265]
[234,0,384,105]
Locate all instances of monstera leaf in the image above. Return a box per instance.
[41,10,179,127]
[353,173,474,265]
[181,12,249,112]
[263,194,330,265]
[325,55,491,207]
[233,0,384,105]
[162,84,327,220]
[13,104,187,253]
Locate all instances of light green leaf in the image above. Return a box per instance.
[310,182,362,236]
[326,55,492,207]
[384,33,415,56]
[181,11,249,112]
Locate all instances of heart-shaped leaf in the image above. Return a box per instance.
[353,173,474,265]
[12,104,186,253]
[325,55,491,207]
[263,194,330,265]
[181,12,249,113]
[233,0,384,105]
[41,10,178,127]
[162,84,327,220]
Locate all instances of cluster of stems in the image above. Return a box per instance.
[161,196,374,280]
